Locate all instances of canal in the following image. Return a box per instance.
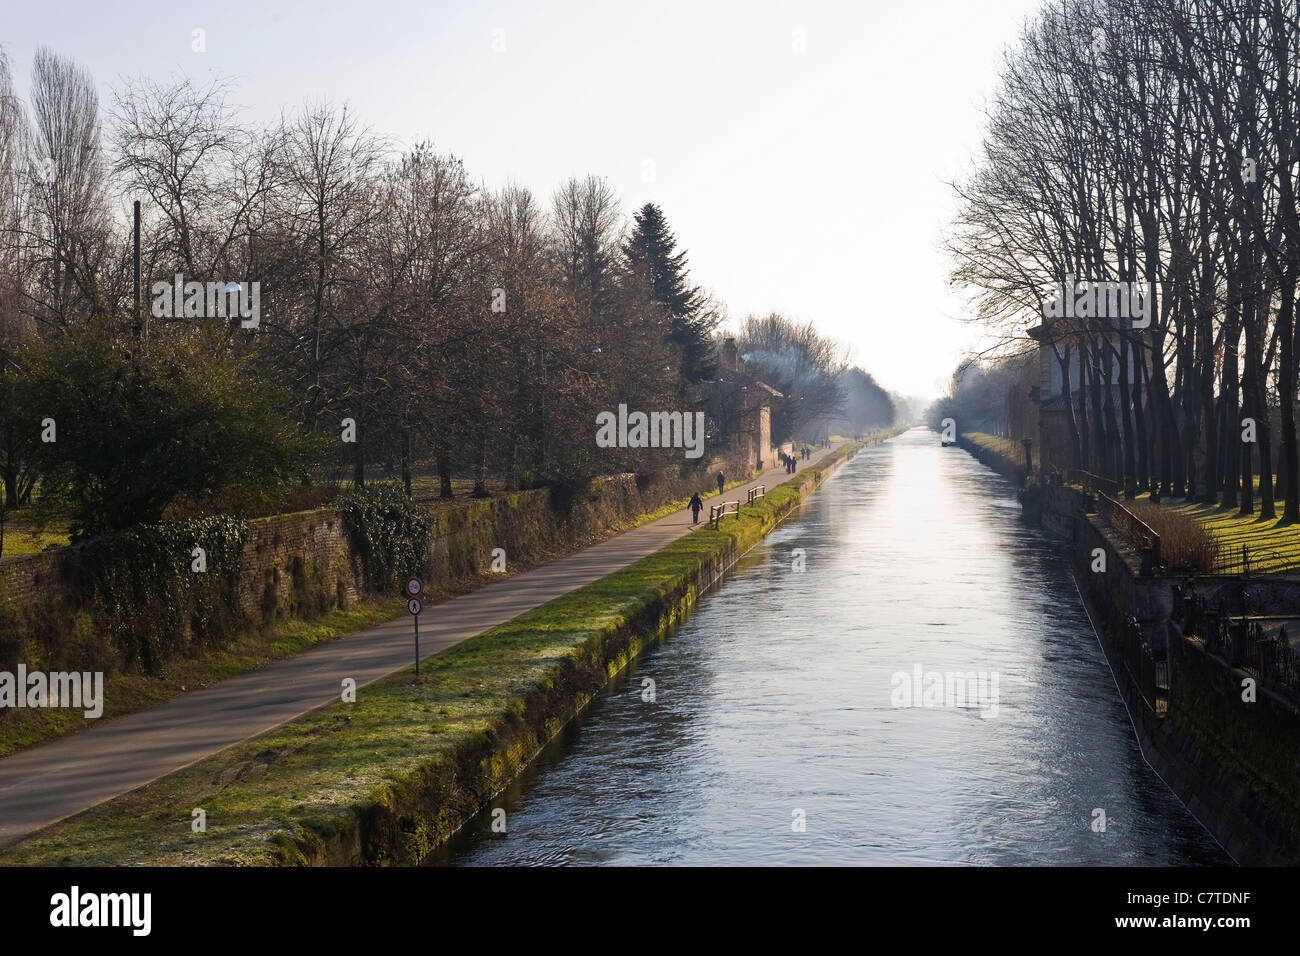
[439,427,1229,865]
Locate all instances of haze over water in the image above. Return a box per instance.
[441,429,1228,865]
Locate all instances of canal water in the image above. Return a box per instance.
[439,427,1229,866]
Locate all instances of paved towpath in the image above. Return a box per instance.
[0,445,846,847]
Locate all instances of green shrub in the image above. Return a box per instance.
[334,484,432,592]
[24,324,320,537]
[60,515,250,674]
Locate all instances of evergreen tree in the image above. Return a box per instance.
[623,203,717,383]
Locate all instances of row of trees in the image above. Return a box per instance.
[949,0,1300,520]
[928,357,1035,440]
[733,313,895,438]
[0,47,892,538]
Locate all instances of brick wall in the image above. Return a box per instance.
[237,509,364,623]
[0,551,61,607]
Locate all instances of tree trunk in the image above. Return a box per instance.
[438,453,453,499]
[401,425,412,498]
[1279,268,1299,523]
[1221,313,1241,509]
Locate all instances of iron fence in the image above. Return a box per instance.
[1174,587,1300,697]
[1068,469,1121,498]
[1097,492,1162,571]
[1209,543,1300,577]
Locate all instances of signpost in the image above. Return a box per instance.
[406,578,423,675]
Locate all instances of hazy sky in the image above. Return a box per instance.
[3,0,1044,399]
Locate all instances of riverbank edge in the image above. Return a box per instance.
[954,429,1300,864]
[0,437,880,866]
[1073,511,1300,865]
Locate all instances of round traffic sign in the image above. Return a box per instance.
[405,577,423,597]
[407,597,423,616]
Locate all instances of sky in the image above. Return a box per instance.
[2,0,1046,400]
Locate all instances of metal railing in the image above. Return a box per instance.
[1097,492,1162,571]
[1210,544,1299,577]
[1175,589,1300,697]
[1068,469,1121,498]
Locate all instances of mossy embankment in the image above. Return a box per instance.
[954,432,1028,484]
[0,440,872,866]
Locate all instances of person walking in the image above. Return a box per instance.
[689,491,703,524]
[717,471,725,495]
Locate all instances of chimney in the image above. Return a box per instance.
[722,337,740,373]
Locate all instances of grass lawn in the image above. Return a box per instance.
[1129,489,1300,573]
[962,432,1028,468]
[0,508,69,557]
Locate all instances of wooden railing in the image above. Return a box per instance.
[708,501,740,528]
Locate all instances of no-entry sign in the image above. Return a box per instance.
[404,579,425,674]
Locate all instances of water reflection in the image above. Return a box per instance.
[438,428,1228,866]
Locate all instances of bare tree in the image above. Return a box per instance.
[25,46,109,330]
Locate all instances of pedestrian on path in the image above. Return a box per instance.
[689,492,703,524]
[717,471,725,495]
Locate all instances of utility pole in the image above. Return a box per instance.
[133,200,144,340]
